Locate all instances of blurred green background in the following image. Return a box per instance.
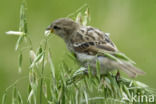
[0,0,156,103]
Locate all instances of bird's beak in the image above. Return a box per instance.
[50,28,54,33]
[45,26,54,36]
[46,26,54,33]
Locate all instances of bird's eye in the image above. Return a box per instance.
[53,25,61,30]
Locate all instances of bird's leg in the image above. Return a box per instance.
[115,70,120,82]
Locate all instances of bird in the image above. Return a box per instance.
[46,18,145,78]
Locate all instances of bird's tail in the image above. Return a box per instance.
[116,61,145,78]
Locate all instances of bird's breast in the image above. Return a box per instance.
[75,52,96,62]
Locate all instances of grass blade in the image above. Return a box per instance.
[83,90,88,104]
[12,86,17,104]
[2,92,7,104]
[19,0,27,33]
[42,81,47,99]
[30,52,44,68]
[48,49,55,79]
[114,52,136,64]
[15,35,24,51]
[17,91,23,104]
[18,52,23,73]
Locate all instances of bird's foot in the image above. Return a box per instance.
[115,71,120,82]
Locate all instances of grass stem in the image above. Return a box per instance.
[40,38,48,104]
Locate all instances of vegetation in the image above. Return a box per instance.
[2,1,156,104]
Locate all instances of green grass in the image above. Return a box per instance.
[3,0,156,104]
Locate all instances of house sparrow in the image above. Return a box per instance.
[46,18,145,78]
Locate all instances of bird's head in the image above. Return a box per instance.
[46,18,80,40]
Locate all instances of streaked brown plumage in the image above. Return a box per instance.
[46,18,145,78]
[71,26,118,54]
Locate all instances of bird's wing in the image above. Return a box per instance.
[71,26,135,64]
[72,26,118,53]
